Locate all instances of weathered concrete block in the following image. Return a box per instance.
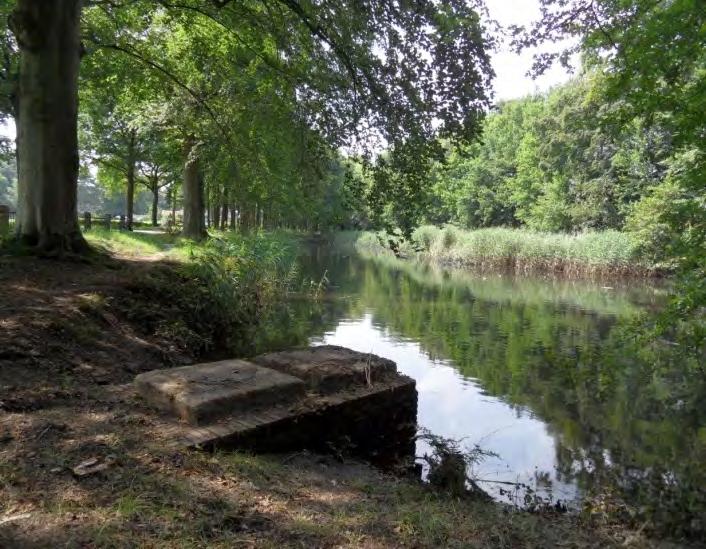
[137,347,418,470]
[135,360,306,425]
[252,345,397,393]
[217,375,419,470]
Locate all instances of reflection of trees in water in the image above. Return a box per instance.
[259,250,705,537]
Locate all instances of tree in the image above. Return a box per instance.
[137,130,179,227]
[0,3,19,161]
[10,0,86,252]
[417,71,676,234]
[515,0,706,316]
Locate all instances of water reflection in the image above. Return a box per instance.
[313,314,578,504]
[254,248,703,528]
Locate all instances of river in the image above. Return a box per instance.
[255,245,704,524]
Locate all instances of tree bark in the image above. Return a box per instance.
[221,202,228,231]
[171,185,177,226]
[151,179,159,227]
[11,0,86,253]
[126,131,137,231]
[212,197,220,230]
[182,136,206,239]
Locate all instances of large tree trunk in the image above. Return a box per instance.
[182,136,206,239]
[11,0,86,253]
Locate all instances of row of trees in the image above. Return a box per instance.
[77,5,360,233]
[0,0,702,269]
[0,0,494,251]
[0,157,165,219]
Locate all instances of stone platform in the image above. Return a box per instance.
[135,346,417,467]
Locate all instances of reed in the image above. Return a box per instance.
[416,226,656,277]
[351,226,659,278]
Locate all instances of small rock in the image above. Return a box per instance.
[72,455,117,477]
[50,467,63,474]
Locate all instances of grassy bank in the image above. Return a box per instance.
[353,226,659,277]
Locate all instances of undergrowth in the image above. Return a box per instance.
[117,232,299,357]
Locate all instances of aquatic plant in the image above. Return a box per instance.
[418,430,497,500]
[400,226,656,277]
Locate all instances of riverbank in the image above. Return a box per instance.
[0,232,682,547]
[351,226,662,278]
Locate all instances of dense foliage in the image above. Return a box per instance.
[365,72,688,268]
[0,0,495,247]
[435,77,664,229]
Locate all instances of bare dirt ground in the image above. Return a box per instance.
[0,253,685,548]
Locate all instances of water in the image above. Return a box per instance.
[255,247,704,519]
[314,313,578,504]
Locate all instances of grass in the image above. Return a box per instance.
[84,227,190,259]
[86,228,303,357]
[351,226,659,278]
[0,440,649,548]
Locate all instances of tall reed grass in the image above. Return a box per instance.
[353,226,657,277]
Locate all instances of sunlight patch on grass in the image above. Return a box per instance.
[85,228,188,259]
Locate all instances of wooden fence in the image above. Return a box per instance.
[1,208,183,237]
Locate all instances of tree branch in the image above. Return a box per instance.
[87,40,231,140]
[156,0,298,83]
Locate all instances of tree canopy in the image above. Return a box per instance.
[0,0,497,248]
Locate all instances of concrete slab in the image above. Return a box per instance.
[163,374,418,469]
[135,360,306,425]
[136,347,418,469]
[252,345,397,393]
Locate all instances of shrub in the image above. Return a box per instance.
[440,226,459,250]
[120,232,298,357]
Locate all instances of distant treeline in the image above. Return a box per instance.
[367,72,702,271]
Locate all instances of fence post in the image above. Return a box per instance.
[0,205,9,237]
[103,214,111,230]
[119,215,126,231]
[83,212,92,231]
